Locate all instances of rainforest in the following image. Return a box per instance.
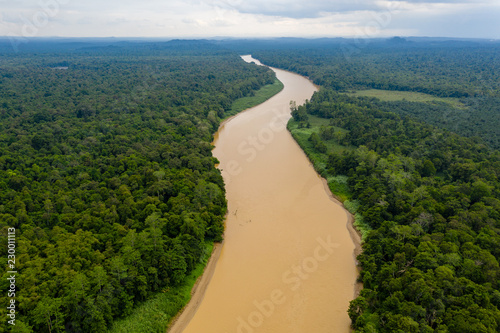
[0,39,276,332]
[1,37,500,333]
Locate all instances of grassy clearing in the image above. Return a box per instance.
[288,114,351,171]
[346,89,465,108]
[288,124,328,171]
[225,79,284,119]
[110,242,214,333]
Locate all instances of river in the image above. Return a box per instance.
[171,55,359,333]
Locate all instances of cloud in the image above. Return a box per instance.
[211,0,382,18]
[394,0,487,2]
[207,0,496,19]
[389,2,500,38]
[0,0,497,38]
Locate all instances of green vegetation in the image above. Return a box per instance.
[288,114,351,176]
[110,242,213,333]
[326,175,351,203]
[225,78,283,118]
[346,89,464,108]
[0,40,276,332]
[375,98,500,149]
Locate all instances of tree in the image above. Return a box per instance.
[421,159,437,177]
[32,297,65,333]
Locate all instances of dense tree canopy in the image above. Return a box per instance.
[0,40,275,332]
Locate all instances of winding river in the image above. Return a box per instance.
[171,56,358,333]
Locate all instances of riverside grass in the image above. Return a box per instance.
[109,242,213,333]
[224,79,284,119]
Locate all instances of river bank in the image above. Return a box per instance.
[170,55,359,333]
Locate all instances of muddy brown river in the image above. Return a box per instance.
[176,55,358,333]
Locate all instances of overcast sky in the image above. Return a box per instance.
[0,0,499,39]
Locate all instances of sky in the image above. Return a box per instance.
[0,0,499,39]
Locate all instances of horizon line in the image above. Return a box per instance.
[0,35,499,41]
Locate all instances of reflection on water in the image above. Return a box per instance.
[182,55,357,333]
